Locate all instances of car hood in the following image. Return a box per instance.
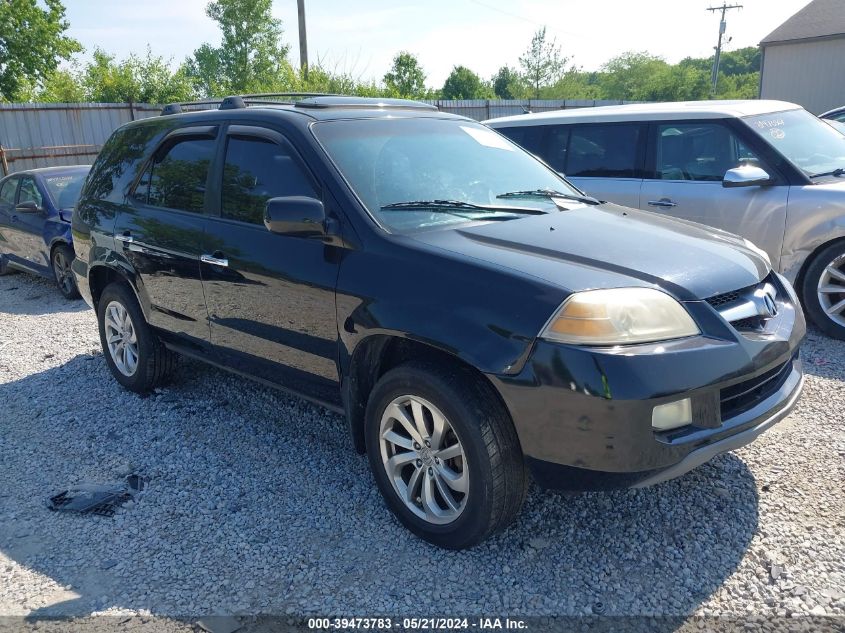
[410,203,770,300]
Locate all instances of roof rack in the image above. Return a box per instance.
[159,93,438,116]
[159,93,337,116]
[294,96,437,111]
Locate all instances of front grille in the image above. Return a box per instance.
[720,355,794,420]
[706,289,743,309]
[706,274,782,333]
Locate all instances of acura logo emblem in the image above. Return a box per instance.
[754,284,779,319]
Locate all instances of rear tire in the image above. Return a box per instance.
[97,282,177,393]
[801,241,845,340]
[51,244,81,300]
[364,360,527,549]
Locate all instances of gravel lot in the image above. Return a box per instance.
[1,272,844,625]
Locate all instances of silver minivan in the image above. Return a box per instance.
[486,101,845,339]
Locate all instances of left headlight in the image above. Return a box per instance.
[540,287,700,346]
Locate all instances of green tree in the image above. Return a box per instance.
[186,0,293,96]
[383,51,427,98]
[301,65,382,97]
[519,27,567,99]
[543,70,603,100]
[441,66,490,100]
[0,0,81,100]
[34,67,85,102]
[82,48,195,103]
[492,65,521,99]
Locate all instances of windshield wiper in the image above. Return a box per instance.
[809,167,845,179]
[496,188,600,205]
[380,200,548,215]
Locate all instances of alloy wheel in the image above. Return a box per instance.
[52,249,75,296]
[378,395,469,525]
[104,300,139,376]
[817,253,845,327]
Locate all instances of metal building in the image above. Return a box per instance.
[759,0,845,114]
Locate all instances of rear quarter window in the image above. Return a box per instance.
[82,121,171,204]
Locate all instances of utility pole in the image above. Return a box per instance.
[707,3,742,96]
[297,0,308,80]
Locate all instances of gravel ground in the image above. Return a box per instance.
[1,272,844,625]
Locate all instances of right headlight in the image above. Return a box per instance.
[540,287,700,346]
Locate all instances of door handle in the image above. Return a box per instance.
[201,253,229,267]
[648,199,678,208]
[115,233,134,243]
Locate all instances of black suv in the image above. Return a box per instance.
[72,95,805,549]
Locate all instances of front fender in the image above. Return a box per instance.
[335,242,566,378]
[781,185,845,283]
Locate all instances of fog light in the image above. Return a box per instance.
[652,398,692,431]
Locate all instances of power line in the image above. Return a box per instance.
[707,2,743,96]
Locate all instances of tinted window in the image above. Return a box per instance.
[655,123,764,182]
[496,126,547,157]
[0,178,17,206]
[566,124,641,178]
[496,125,570,172]
[18,177,43,207]
[221,136,317,224]
[134,137,215,213]
[84,122,170,204]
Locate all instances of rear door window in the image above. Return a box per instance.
[134,137,216,213]
[221,135,317,225]
[566,124,642,178]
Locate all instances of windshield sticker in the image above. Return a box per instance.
[460,126,515,151]
[754,118,785,130]
[770,128,786,140]
[46,176,73,188]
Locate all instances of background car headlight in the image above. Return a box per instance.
[540,287,700,345]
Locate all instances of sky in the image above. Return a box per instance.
[63,0,811,87]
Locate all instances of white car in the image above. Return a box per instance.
[486,100,845,339]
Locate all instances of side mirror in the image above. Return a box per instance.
[15,200,42,213]
[264,196,326,238]
[723,165,774,188]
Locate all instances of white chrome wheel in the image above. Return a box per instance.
[378,395,469,525]
[104,300,139,376]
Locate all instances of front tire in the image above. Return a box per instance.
[97,282,177,393]
[51,244,80,300]
[364,361,527,549]
[802,241,845,340]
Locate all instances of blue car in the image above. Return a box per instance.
[0,165,91,299]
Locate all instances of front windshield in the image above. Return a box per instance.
[312,118,581,232]
[44,172,88,209]
[744,109,845,179]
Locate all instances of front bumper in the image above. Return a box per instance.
[490,275,806,491]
